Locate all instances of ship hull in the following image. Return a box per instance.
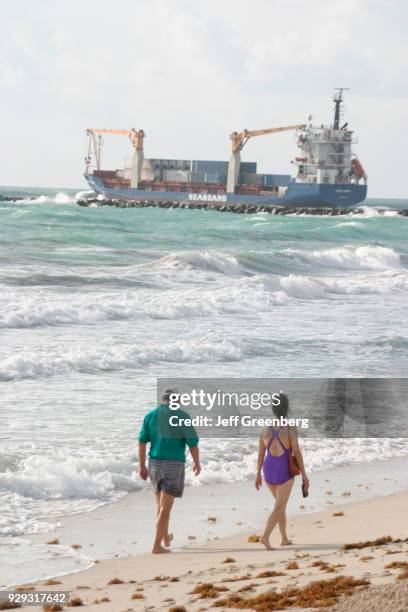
[282,182,367,207]
[85,175,367,208]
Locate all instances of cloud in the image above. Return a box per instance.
[38,0,408,112]
[0,56,23,88]
[0,0,407,196]
[10,21,34,53]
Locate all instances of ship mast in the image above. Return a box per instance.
[85,132,102,173]
[333,88,349,130]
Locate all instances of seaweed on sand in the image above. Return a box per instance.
[342,536,392,550]
[256,571,286,578]
[213,575,370,610]
[222,574,252,583]
[107,577,125,585]
[190,583,229,599]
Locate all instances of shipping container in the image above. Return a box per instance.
[241,172,261,186]
[164,170,189,182]
[189,171,206,182]
[203,173,224,184]
[260,174,291,187]
[125,157,257,182]
[241,162,257,173]
[192,160,229,174]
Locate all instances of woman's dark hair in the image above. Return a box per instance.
[272,393,289,418]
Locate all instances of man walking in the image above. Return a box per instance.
[138,389,201,554]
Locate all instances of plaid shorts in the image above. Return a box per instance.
[149,459,185,498]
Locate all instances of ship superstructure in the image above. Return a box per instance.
[84,90,367,208]
[294,88,367,189]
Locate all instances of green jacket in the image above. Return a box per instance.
[138,404,199,463]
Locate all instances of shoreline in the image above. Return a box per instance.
[3,455,408,590]
[8,490,408,611]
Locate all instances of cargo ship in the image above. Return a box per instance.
[84,89,367,208]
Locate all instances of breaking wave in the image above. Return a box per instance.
[0,333,242,381]
[3,192,77,205]
[152,245,403,278]
[0,453,142,536]
[276,270,408,297]
[1,267,407,329]
[152,251,243,275]
[0,454,141,503]
[2,438,408,536]
[0,282,289,328]
[284,245,401,271]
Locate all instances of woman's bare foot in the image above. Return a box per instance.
[152,545,171,554]
[280,538,293,546]
[260,535,274,550]
[163,533,174,547]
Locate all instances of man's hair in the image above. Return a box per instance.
[162,388,179,403]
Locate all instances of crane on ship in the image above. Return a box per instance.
[227,124,306,193]
[85,128,145,188]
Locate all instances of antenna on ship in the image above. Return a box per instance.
[333,88,350,130]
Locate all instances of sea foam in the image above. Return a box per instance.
[1,438,407,537]
[1,266,407,330]
[285,245,401,271]
[153,250,243,275]
[0,333,242,381]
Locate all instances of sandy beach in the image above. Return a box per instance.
[5,489,407,612]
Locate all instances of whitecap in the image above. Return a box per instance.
[284,245,401,271]
[152,251,242,275]
[0,333,243,381]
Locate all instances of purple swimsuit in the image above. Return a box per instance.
[263,426,293,485]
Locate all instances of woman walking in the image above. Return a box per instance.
[255,393,309,550]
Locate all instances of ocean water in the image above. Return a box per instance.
[1,187,408,544]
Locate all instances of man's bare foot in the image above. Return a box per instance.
[163,533,174,547]
[260,535,274,550]
[280,538,293,546]
[152,545,171,554]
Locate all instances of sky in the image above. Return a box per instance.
[1,0,407,198]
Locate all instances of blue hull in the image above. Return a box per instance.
[85,175,367,208]
[283,182,367,207]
